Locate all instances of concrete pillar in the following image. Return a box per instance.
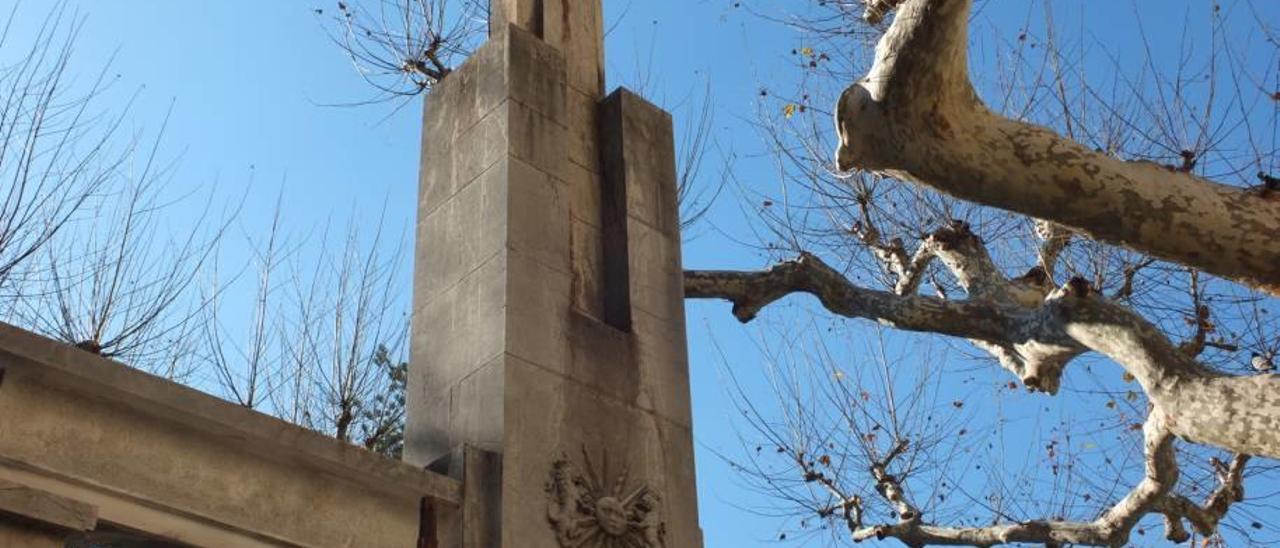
[488,0,608,321]
[406,6,701,546]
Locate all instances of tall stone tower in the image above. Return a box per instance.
[405,1,702,545]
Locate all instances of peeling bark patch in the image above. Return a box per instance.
[927,102,952,138]
[1169,376,1280,459]
[1006,126,1039,167]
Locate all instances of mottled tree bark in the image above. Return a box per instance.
[832,0,1280,294]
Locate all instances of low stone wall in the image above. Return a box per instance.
[0,321,460,547]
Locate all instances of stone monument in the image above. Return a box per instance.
[0,1,699,545]
[405,0,703,546]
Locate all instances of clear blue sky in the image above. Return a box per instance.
[4,1,1278,546]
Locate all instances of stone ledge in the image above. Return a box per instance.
[0,478,97,532]
[0,321,461,507]
[0,321,461,547]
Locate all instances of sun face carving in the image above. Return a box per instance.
[546,447,666,548]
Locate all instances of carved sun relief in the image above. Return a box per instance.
[546,447,666,547]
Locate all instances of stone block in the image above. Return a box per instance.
[489,0,539,36]
[564,161,602,228]
[417,148,455,220]
[570,217,605,320]
[652,418,702,545]
[632,309,693,428]
[418,100,455,215]
[506,26,567,123]
[448,356,507,455]
[566,311,639,406]
[626,220,683,323]
[418,101,459,218]
[453,105,510,191]
[508,99,568,181]
[404,380,452,466]
[460,446,503,548]
[441,35,512,142]
[412,252,507,391]
[540,0,605,97]
[600,88,680,236]
[504,252,572,375]
[496,356,563,547]
[422,61,475,146]
[416,160,507,302]
[565,87,601,174]
[508,157,570,275]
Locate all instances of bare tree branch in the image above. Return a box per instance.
[684,252,1024,345]
[850,416,1179,546]
[1156,455,1249,542]
[688,251,1280,460]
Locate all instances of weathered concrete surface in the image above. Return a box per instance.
[0,478,97,532]
[0,478,96,547]
[490,0,604,97]
[488,0,610,323]
[407,19,701,547]
[0,321,461,547]
[0,521,63,548]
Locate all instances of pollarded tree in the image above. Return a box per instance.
[0,2,414,458]
[0,4,124,306]
[200,198,413,457]
[0,4,230,378]
[687,0,1279,545]
[321,0,724,229]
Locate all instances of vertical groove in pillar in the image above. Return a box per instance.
[490,0,543,37]
[597,92,632,331]
[461,446,502,548]
[417,498,437,548]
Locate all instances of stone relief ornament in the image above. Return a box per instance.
[546,447,666,547]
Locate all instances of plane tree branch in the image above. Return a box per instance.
[834,0,1280,294]
[848,418,1179,546]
